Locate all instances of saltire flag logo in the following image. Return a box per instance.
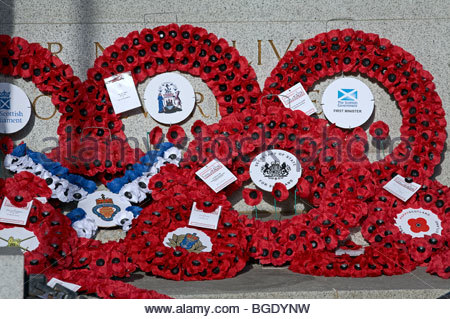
[338,88,358,101]
[0,90,11,110]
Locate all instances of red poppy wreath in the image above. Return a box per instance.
[180,28,449,277]
[262,28,446,191]
[0,173,170,298]
[0,26,449,293]
[288,179,450,278]
[0,24,261,179]
[124,164,249,280]
[183,27,446,210]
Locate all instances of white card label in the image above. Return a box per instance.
[0,197,32,225]
[279,82,317,115]
[144,72,196,125]
[250,149,302,192]
[47,278,81,292]
[383,175,421,202]
[36,197,47,204]
[321,77,374,129]
[0,83,32,134]
[188,202,221,230]
[104,72,141,114]
[196,159,237,193]
[395,208,442,238]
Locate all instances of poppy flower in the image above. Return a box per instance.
[426,249,450,279]
[149,252,181,280]
[195,197,221,213]
[147,173,172,201]
[18,55,34,79]
[4,171,52,207]
[88,250,113,278]
[109,250,131,277]
[24,251,49,274]
[131,63,147,83]
[232,161,250,183]
[9,37,30,59]
[0,34,10,49]
[167,125,186,146]
[243,188,263,206]
[191,120,209,138]
[185,253,209,276]
[408,217,430,234]
[149,126,163,146]
[408,237,433,265]
[296,178,312,199]
[219,115,243,136]
[272,182,289,201]
[0,53,13,74]
[212,139,232,164]
[247,125,264,145]
[149,53,169,73]
[113,36,130,54]
[0,136,13,154]
[369,121,390,140]
[239,138,256,156]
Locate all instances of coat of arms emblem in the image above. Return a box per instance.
[0,227,39,252]
[92,194,121,221]
[167,232,207,253]
[2,235,35,251]
[261,160,291,179]
[158,82,182,114]
[0,90,11,110]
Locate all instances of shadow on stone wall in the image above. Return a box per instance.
[78,1,95,80]
[0,0,14,38]
[0,0,14,179]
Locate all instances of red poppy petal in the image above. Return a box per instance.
[272,183,289,202]
[149,126,163,146]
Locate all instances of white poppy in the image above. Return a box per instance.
[113,210,134,232]
[72,217,97,239]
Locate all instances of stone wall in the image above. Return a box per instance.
[1,0,449,215]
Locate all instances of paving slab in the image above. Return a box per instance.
[123,266,450,299]
[0,247,24,299]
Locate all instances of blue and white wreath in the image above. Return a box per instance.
[4,143,96,202]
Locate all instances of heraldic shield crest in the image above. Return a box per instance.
[262,160,291,179]
[167,232,207,253]
[92,194,121,221]
[180,233,200,250]
[158,82,182,114]
[164,227,212,253]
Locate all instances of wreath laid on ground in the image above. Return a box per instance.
[0,172,169,298]
[125,164,249,281]
[0,25,449,300]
